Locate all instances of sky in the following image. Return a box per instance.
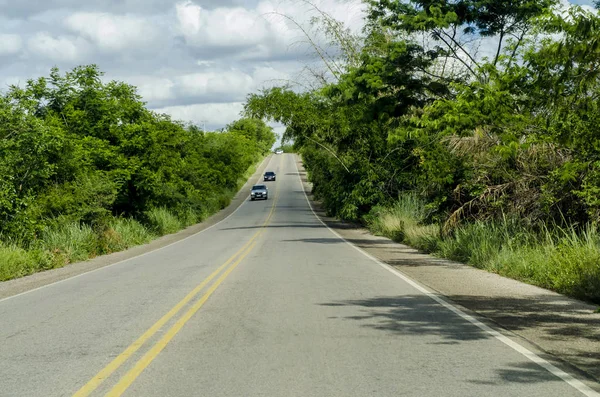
[0,0,595,134]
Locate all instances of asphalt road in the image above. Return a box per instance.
[0,154,595,397]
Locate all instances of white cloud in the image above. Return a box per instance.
[154,102,244,126]
[0,34,22,56]
[135,77,176,102]
[175,0,365,60]
[177,71,253,97]
[176,2,270,48]
[13,0,594,131]
[65,12,159,52]
[27,32,88,61]
[132,66,290,106]
[251,65,290,88]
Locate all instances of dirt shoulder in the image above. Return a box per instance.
[295,156,600,389]
[0,155,273,301]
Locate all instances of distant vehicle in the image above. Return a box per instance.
[250,184,268,200]
[264,171,276,181]
[275,149,283,154]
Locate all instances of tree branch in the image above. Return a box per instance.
[439,28,482,71]
[305,135,350,173]
[263,12,341,82]
[433,29,478,77]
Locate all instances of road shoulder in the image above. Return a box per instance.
[0,155,273,301]
[294,155,600,388]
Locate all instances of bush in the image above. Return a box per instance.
[96,217,155,253]
[488,225,600,302]
[38,222,98,262]
[175,208,200,228]
[0,245,39,281]
[368,197,600,303]
[0,65,276,280]
[144,207,183,236]
[366,193,439,251]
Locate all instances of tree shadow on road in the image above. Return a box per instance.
[467,362,560,386]
[321,295,489,341]
[319,294,600,383]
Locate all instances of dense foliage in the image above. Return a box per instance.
[0,65,275,278]
[245,1,600,302]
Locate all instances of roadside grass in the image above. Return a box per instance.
[177,208,201,228]
[0,244,55,281]
[144,207,183,236]
[488,225,600,302]
[101,217,156,253]
[39,222,98,263]
[366,193,440,253]
[366,194,600,303]
[237,155,265,190]
[0,157,268,282]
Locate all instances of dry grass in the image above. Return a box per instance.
[368,195,600,303]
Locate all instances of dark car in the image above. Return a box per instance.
[250,184,268,200]
[264,171,276,181]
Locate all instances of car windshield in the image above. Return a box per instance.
[252,185,266,190]
[265,172,275,176]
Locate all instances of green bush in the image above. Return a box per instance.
[366,193,439,252]
[0,65,276,280]
[488,225,600,302]
[175,208,200,228]
[38,222,98,262]
[97,217,155,253]
[367,198,600,303]
[0,245,39,281]
[144,207,183,236]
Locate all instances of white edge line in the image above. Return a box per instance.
[293,155,600,397]
[0,156,274,304]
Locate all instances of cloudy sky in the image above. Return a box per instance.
[0,0,595,133]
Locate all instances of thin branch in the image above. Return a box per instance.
[305,135,350,173]
[438,28,483,76]
[433,29,478,77]
[494,29,505,66]
[507,29,527,67]
[416,65,449,80]
[302,0,360,66]
[263,12,341,82]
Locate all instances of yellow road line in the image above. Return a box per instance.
[105,191,280,396]
[72,235,259,397]
[73,172,280,397]
[105,240,258,397]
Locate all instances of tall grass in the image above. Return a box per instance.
[0,245,54,281]
[39,222,98,262]
[367,193,439,252]
[144,207,183,236]
[488,225,600,302]
[97,218,156,253]
[177,208,200,228]
[0,158,265,282]
[366,194,600,303]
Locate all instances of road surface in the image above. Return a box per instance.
[0,154,595,397]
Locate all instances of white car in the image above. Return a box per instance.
[275,150,283,154]
[250,184,268,200]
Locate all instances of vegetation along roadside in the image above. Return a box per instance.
[0,65,276,281]
[245,0,600,304]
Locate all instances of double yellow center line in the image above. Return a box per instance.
[74,186,279,397]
